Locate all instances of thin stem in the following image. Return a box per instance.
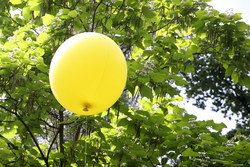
[118,151,123,167]
[15,113,49,166]
[147,155,157,167]
[59,110,65,167]
[85,116,88,167]
[0,105,49,166]
[46,128,60,159]
[91,0,104,32]
[150,17,176,34]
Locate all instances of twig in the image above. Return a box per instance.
[118,0,125,12]
[150,17,176,34]
[46,128,60,159]
[0,105,16,115]
[147,155,157,167]
[0,105,49,167]
[1,85,18,104]
[0,120,15,123]
[0,134,18,150]
[91,0,104,32]
[39,118,58,129]
[79,18,88,32]
[59,110,65,167]
[118,151,123,167]
[85,116,88,167]
[15,113,49,166]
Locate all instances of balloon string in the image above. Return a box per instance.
[85,116,87,167]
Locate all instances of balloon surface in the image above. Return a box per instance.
[49,32,127,115]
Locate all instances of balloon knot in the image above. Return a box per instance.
[83,103,91,112]
[83,107,88,112]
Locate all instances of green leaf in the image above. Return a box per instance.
[59,120,74,125]
[183,0,193,6]
[34,10,40,18]
[211,159,236,165]
[136,110,150,117]
[0,138,7,147]
[34,47,45,57]
[68,10,78,18]
[244,76,250,89]
[10,0,22,4]
[42,14,55,25]
[231,71,239,84]
[71,163,78,167]
[106,19,113,30]
[22,58,32,64]
[182,148,199,157]
[0,148,12,157]
[231,13,242,21]
[173,105,185,114]
[196,10,207,18]
[150,72,166,83]
[225,66,234,77]
[36,63,48,73]
[39,144,48,150]
[37,32,49,44]
[174,76,188,86]
[22,7,32,20]
[142,6,156,19]
[212,122,227,131]
[143,50,154,57]
[117,118,129,127]
[185,64,195,73]
[62,8,70,15]
[28,0,41,10]
[131,145,147,156]
[161,158,168,164]
[165,113,176,122]
[151,113,164,123]
[172,0,181,5]
[236,22,250,31]
[0,125,18,138]
[29,147,38,156]
[189,45,199,53]
[140,85,153,100]
[199,133,214,141]
[51,152,64,159]
[0,55,11,63]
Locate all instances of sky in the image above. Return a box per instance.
[183,0,250,134]
[208,0,250,25]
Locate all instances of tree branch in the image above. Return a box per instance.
[46,128,60,159]
[0,105,16,115]
[0,105,49,167]
[79,18,88,32]
[91,0,104,32]
[39,118,58,129]
[0,134,18,150]
[118,0,125,13]
[59,110,65,167]
[15,113,49,167]
[147,155,157,167]
[118,151,123,167]
[149,17,177,34]
[1,85,18,104]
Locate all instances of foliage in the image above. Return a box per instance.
[0,0,249,166]
[182,7,250,135]
[183,30,250,125]
[183,54,250,126]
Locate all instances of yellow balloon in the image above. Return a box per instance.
[49,32,127,115]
